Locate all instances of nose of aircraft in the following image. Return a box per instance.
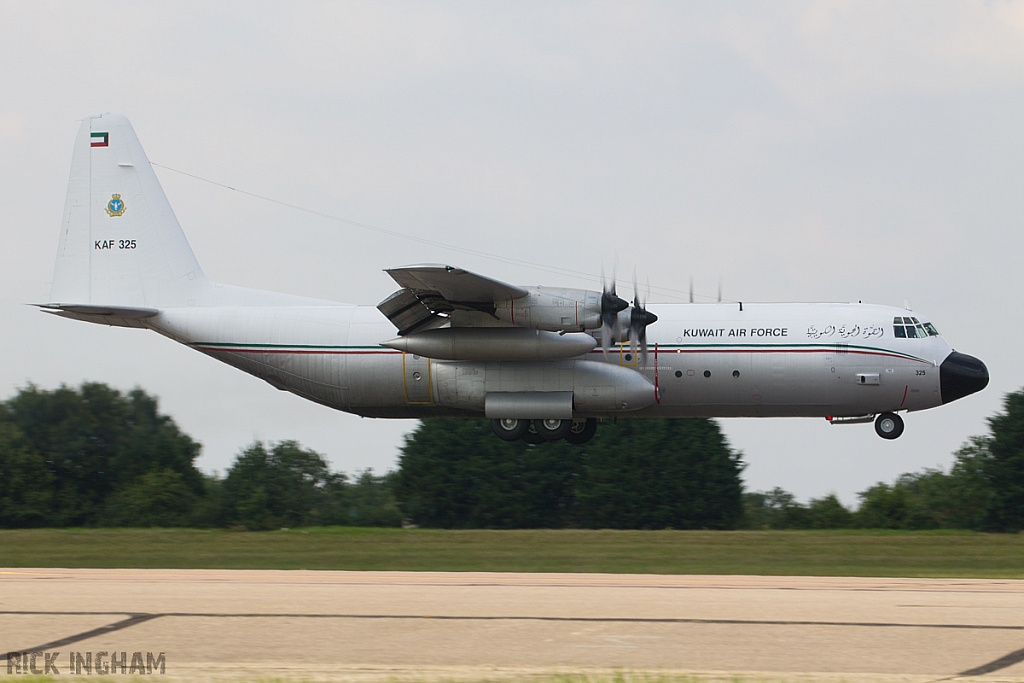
[940,351,989,404]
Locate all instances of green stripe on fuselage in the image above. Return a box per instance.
[188,340,927,363]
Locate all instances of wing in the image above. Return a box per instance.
[377,265,528,335]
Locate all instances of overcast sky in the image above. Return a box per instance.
[2,1,1022,504]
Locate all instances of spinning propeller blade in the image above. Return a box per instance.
[629,272,658,366]
[600,266,628,358]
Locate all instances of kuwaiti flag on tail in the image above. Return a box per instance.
[90,131,109,147]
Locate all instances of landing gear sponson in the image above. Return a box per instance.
[491,418,598,444]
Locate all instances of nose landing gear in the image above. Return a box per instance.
[874,412,905,440]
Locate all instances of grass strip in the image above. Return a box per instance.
[0,528,1022,577]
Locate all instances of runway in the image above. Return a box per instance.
[2,569,1024,682]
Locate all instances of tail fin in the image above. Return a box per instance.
[49,113,206,308]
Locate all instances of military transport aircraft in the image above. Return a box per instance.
[40,114,989,444]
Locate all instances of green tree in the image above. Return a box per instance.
[853,450,995,531]
[981,390,1024,531]
[574,419,744,530]
[742,487,800,529]
[347,470,403,527]
[855,482,909,528]
[189,474,226,528]
[102,469,198,527]
[0,383,203,526]
[944,439,993,529]
[803,494,855,529]
[742,489,853,529]
[220,441,346,529]
[396,420,580,529]
[0,421,53,527]
[396,418,744,529]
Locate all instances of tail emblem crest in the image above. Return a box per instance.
[105,194,126,217]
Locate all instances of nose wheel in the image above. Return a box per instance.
[874,412,904,440]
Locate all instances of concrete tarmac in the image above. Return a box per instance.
[2,569,1024,682]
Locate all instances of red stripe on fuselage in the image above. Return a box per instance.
[193,347,398,355]
[589,347,928,363]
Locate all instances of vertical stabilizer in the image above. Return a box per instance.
[50,113,206,308]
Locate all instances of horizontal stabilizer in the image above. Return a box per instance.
[35,303,160,328]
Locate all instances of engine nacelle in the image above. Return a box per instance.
[493,287,602,332]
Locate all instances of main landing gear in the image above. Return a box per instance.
[491,418,597,445]
[874,412,905,440]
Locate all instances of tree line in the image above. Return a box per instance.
[0,384,400,529]
[743,432,1021,531]
[0,382,1021,531]
[742,391,1024,532]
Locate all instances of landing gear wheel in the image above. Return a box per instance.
[522,422,547,444]
[534,418,572,441]
[875,412,904,440]
[565,418,598,445]
[491,418,528,442]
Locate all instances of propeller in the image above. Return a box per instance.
[600,266,628,358]
[629,273,658,366]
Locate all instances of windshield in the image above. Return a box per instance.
[893,316,939,338]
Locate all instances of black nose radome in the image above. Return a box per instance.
[940,351,989,404]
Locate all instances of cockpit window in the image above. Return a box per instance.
[894,316,940,338]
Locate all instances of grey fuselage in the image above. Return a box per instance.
[47,113,986,428]
[138,298,960,421]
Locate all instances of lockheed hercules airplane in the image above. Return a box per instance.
[40,114,989,444]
